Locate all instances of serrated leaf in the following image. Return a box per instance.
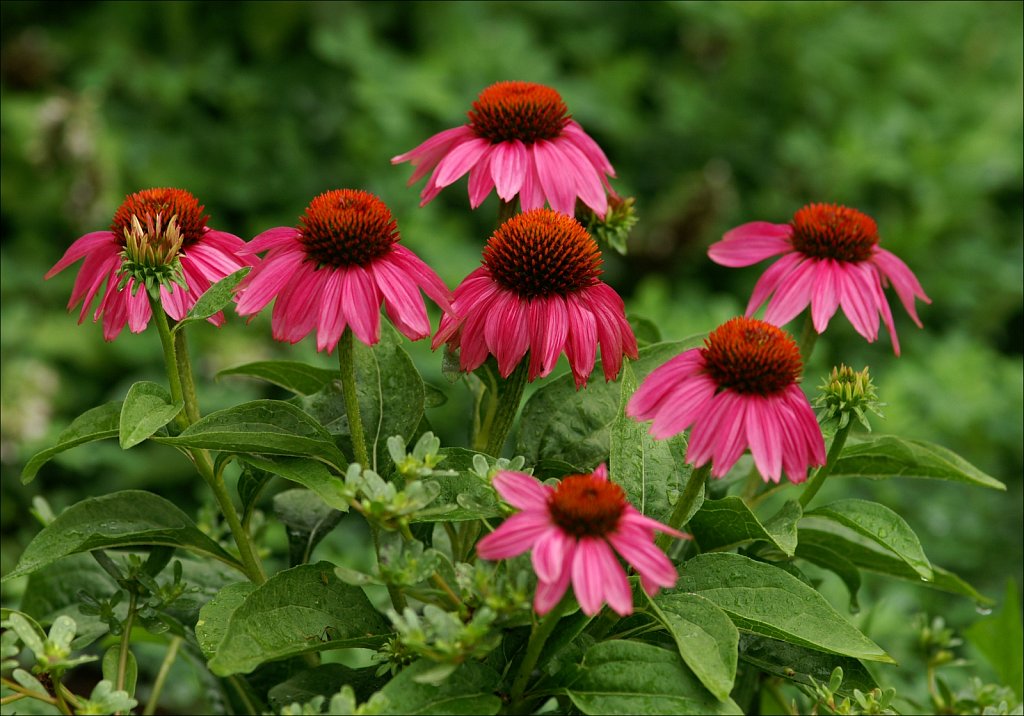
[806,499,932,580]
[645,592,738,702]
[738,633,880,698]
[119,381,182,448]
[219,360,337,396]
[239,455,350,512]
[670,553,893,663]
[2,490,243,581]
[798,518,992,604]
[207,563,389,676]
[172,267,250,332]
[154,400,345,467]
[563,640,742,714]
[22,401,123,484]
[688,496,799,556]
[610,362,691,523]
[516,338,703,468]
[376,660,501,715]
[832,435,1005,490]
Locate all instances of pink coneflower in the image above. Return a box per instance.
[392,81,615,218]
[476,465,684,616]
[628,317,826,484]
[708,203,931,355]
[433,209,637,387]
[45,188,250,340]
[236,189,451,351]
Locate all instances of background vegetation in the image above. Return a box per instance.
[2,1,1021,712]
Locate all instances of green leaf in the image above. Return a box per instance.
[563,640,742,715]
[207,562,390,676]
[609,362,692,523]
[645,592,738,702]
[239,454,350,512]
[794,542,862,611]
[155,400,345,467]
[965,580,1023,698]
[687,497,800,557]
[272,489,344,567]
[798,518,992,604]
[299,323,424,475]
[670,553,894,663]
[516,338,703,468]
[237,462,273,526]
[376,660,501,715]
[267,664,386,711]
[195,582,256,659]
[3,490,243,581]
[831,435,1005,490]
[738,634,880,699]
[410,448,502,523]
[219,360,337,396]
[806,499,933,580]
[21,401,123,484]
[172,267,251,332]
[102,645,137,697]
[119,381,182,449]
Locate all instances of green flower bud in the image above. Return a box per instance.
[814,364,884,432]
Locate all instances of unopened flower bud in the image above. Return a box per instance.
[117,212,188,297]
[814,364,884,431]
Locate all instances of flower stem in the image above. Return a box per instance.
[143,636,181,716]
[174,328,201,424]
[338,327,371,469]
[656,463,709,551]
[476,359,529,458]
[204,453,267,583]
[149,295,188,432]
[509,599,568,709]
[798,311,819,367]
[498,199,518,226]
[116,592,137,695]
[798,422,851,509]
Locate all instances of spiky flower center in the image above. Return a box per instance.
[298,190,399,269]
[111,188,208,248]
[468,81,571,144]
[701,317,802,396]
[483,209,601,299]
[547,474,626,538]
[790,203,879,262]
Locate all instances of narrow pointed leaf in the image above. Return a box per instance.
[238,455,350,512]
[832,435,1005,490]
[172,267,250,332]
[22,401,123,484]
[688,496,799,556]
[119,381,182,448]
[219,360,337,396]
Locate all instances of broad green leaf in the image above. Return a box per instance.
[3,491,243,581]
[687,497,799,557]
[267,664,386,711]
[239,454,350,512]
[219,360,337,396]
[155,400,345,467]
[119,381,182,448]
[272,489,344,567]
[832,435,1005,490]
[563,640,742,715]
[196,582,256,659]
[670,553,893,663]
[965,580,1023,698]
[516,339,702,468]
[794,542,862,611]
[410,448,501,523]
[610,362,691,523]
[738,634,880,699]
[377,660,502,715]
[806,499,932,580]
[798,518,992,605]
[646,592,738,702]
[299,323,424,475]
[207,562,389,676]
[172,267,251,332]
[21,401,123,484]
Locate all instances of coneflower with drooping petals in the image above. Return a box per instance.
[235,189,451,351]
[476,464,685,616]
[708,203,930,355]
[433,208,637,387]
[45,188,251,340]
[628,317,826,484]
[392,81,616,218]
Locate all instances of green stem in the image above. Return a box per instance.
[656,463,709,551]
[371,525,407,612]
[174,328,201,424]
[798,310,819,369]
[509,599,568,708]
[497,198,518,225]
[149,295,189,432]
[143,636,181,716]
[116,592,137,694]
[338,328,371,468]
[51,678,72,716]
[798,422,851,509]
[203,453,266,583]
[476,359,529,458]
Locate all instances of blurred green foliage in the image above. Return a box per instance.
[2,1,1021,711]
